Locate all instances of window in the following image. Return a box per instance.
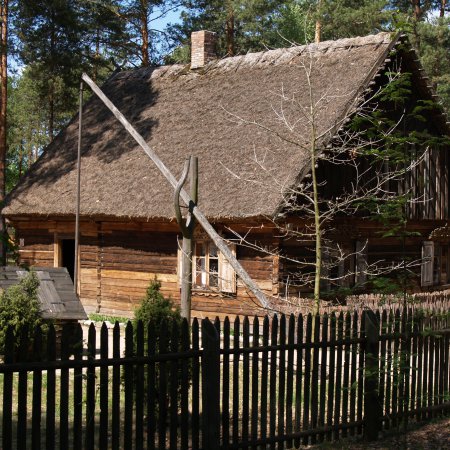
[178,239,237,293]
[195,241,219,288]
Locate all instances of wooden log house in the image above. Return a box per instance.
[2,32,450,319]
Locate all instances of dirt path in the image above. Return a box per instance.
[308,418,450,449]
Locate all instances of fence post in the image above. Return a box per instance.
[202,319,221,450]
[363,310,381,441]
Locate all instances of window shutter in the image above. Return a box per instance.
[355,240,368,285]
[219,242,237,293]
[421,241,434,287]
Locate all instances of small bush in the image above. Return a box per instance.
[132,279,185,410]
[0,271,44,355]
[133,278,182,339]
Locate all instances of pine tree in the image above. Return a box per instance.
[7,69,49,191]
[167,0,285,61]
[0,0,8,200]
[79,0,132,78]
[17,0,85,137]
[16,0,130,138]
[121,0,182,66]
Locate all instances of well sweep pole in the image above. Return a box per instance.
[81,73,269,309]
[74,81,83,295]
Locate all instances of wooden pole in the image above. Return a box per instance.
[81,73,269,309]
[174,156,197,322]
[201,319,221,449]
[74,81,83,295]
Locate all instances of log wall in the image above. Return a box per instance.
[12,219,276,320]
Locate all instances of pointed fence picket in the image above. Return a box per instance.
[0,307,449,449]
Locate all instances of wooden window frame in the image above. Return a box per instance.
[193,240,220,290]
[178,237,237,294]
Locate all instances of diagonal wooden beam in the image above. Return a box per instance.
[81,73,270,309]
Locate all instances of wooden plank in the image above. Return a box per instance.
[251,316,260,450]
[59,325,70,450]
[277,315,286,450]
[124,322,134,449]
[45,325,56,450]
[222,317,230,449]
[192,319,200,450]
[410,312,419,423]
[169,320,179,450]
[326,313,336,441]
[428,315,435,419]
[302,314,312,446]
[285,314,295,448]
[269,315,278,450]
[334,313,343,440]
[260,316,270,443]
[147,319,157,450]
[391,310,400,428]
[99,323,109,450]
[2,328,14,450]
[442,319,449,413]
[378,310,387,431]
[341,312,351,438]
[350,313,358,436]
[73,324,83,449]
[232,316,240,446]
[31,327,43,450]
[135,321,145,450]
[310,314,320,444]
[86,324,96,450]
[363,310,380,441]
[201,319,221,450]
[400,312,409,428]
[17,326,29,450]
[158,320,168,450]
[180,319,190,450]
[242,317,250,450]
[318,314,328,442]
[438,314,446,412]
[294,314,303,448]
[357,312,365,435]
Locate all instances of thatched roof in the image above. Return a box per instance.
[3,32,430,221]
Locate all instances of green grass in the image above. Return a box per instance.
[88,313,129,324]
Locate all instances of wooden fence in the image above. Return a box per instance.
[0,308,449,449]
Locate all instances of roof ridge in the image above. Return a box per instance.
[111,32,393,82]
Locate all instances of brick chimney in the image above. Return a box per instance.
[191,31,217,69]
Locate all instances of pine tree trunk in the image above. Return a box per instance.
[49,81,54,139]
[94,27,100,81]
[315,0,322,43]
[140,1,149,66]
[0,0,7,198]
[0,0,8,264]
[226,1,235,56]
[440,0,446,17]
[49,9,55,138]
[411,0,422,21]
[18,144,23,179]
